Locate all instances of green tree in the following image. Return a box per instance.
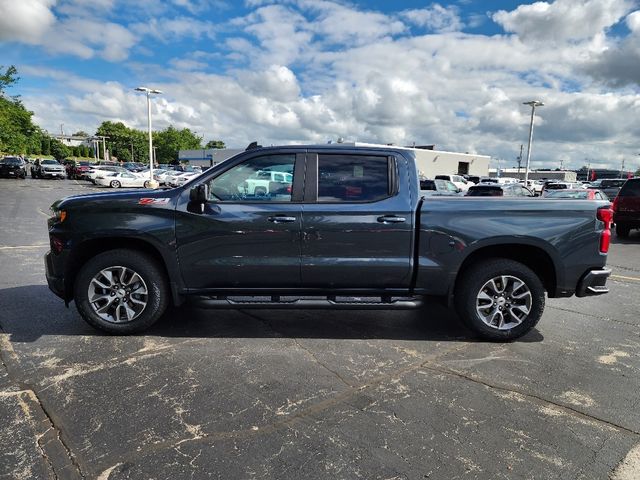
[73,130,89,137]
[41,136,51,155]
[0,65,19,95]
[50,138,70,160]
[0,66,38,154]
[154,126,202,164]
[96,121,147,163]
[205,140,225,149]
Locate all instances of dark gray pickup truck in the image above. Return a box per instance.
[45,145,613,340]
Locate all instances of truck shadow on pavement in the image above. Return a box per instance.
[0,285,544,344]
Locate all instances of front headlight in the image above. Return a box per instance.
[50,209,67,223]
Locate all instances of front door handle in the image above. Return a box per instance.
[268,216,297,223]
[377,215,406,224]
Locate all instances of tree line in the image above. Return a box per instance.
[0,65,225,163]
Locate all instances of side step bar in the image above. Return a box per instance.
[191,295,424,310]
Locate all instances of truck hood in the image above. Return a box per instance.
[52,189,178,211]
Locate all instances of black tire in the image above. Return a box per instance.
[110,180,121,188]
[74,249,169,334]
[616,224,630,238]
[455,258,545,341]
[143,180,151,188]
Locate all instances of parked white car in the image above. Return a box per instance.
[96,172,154,188]
[434,174,472,192]
[173,172,200,187]
[87,166,129,183]
[165,171,190,187]
[520,179,544,195]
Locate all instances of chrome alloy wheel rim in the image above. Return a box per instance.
[87,266,148,323]
[476,275,532,330]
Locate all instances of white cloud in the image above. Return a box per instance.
[493,0,633,43]
[169,58,208,71]
[401,4,463,33]
[0,0,56,43]
[13,0,640,171]
[131,16,216,42]
[626,10,640,32]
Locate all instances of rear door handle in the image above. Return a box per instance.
[377,215,406,224]
[268,216,297,223]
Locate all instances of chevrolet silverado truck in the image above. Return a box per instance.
[45,145,613,340]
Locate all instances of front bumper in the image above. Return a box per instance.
[42,171,66,178]
[575,268,611,297]
[44,251,66,300]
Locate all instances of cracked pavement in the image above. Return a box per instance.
[1,178,640,479]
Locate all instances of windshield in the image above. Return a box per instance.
[1,157,22,165]
[42,160,59,165]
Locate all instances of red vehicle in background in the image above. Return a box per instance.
[613,178,640,238]
[71,161,93,180]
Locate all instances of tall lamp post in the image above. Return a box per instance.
[523,100,544,184]
[134,87,162,188]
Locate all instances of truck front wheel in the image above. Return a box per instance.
[74,249,169,334]
[455,259,545,341]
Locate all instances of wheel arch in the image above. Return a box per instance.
[64,237,183,305]
[453,243,558,299]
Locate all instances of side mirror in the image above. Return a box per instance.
[189,184,209,204]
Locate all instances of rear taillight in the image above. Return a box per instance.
[611,195,619,212]
[597,206,613,253]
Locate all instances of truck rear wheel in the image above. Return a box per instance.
[455,259,545,341]
[74,249,169,334]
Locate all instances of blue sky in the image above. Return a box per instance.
[1,0,640,171]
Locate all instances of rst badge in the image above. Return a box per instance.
[138,198,171,205]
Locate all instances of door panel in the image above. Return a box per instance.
[175,152,304,290]
[300,153,414,289]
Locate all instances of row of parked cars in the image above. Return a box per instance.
[420,174,640,238]
[61,160,206,188]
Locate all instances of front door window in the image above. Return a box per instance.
[207,154,295,202]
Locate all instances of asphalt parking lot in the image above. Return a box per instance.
[1,177,639,480]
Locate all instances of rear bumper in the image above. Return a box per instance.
[575,268,611,297]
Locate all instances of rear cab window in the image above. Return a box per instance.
[317,154,391,203]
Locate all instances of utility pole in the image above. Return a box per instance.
[523,100,544,183]
[620,159,625,178]
[130,141,134,162]
[94,136,110,161]
[517,144,523,179]
[560,159,564,170]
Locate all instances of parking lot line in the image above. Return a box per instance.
[611,274,640,283]
[0,244,48,250]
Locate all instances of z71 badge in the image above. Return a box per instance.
[138,198,171,205]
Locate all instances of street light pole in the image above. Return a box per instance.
[523,100,544,184]
[135,87,162,188]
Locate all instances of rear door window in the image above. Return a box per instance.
[317,154,390,202]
